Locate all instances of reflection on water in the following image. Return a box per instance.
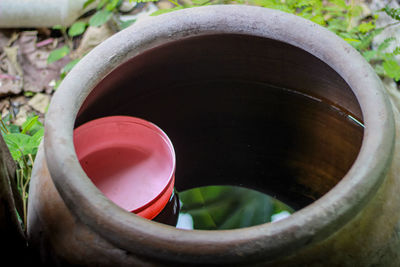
[175,185,294,230]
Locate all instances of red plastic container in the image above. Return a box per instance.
[73,116,176,220]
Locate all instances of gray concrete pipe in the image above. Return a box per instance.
[0,0,92,28]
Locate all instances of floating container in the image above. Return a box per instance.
[73,116,176,220]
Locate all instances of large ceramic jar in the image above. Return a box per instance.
[27,5,400,266]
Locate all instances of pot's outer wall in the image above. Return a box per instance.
[267,106,400,266]
[27,133,400,267]
[28,144,154,266]
[0,134,32,264]
[27,5,399,266]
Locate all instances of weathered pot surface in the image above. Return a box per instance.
[27,5,400,266]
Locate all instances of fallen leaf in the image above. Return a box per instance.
[28,93,50,114]
[11,95,27,106]
[70,23,115,59]
[3,46,23,77]
[0,31,10,53]
[17,31,70,93]
[6,32,19,47]
[0,99,9,114]
[0,79,22,96]
[13,105,31,126]
[0,46,23,96]
[157,0,174,10]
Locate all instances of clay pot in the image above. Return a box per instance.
[27,5,400,266]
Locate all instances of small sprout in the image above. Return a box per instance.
[68,21,87,37]
[89,10,113,27]
[47,45,70,64]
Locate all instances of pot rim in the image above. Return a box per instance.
[44,5,395,264]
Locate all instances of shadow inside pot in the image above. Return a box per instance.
[74,33,364,211]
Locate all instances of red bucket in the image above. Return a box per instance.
[73,116,176,220]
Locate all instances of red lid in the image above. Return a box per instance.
[73,116,176,220]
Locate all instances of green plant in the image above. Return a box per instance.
[249,1,400,81]
[82,0,153,30]
[151,0,400,81]
[47,45,70,64]
[47,0,142,87]
[48,1,400,88]
[0,114,44,229]
[47,24,74,65]
[369,6,400,81]
[47,23,82,89]
[150,0,211,16]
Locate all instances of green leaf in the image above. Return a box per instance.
[47,45,70,64]
[150,6,184,16]
[8,124,20,134]
[68,21,87,37]
[4,133,35,160]
[330,0,347,9]
[383,59,400,81]
[311,15,326,26]
[31,128,44,145]
[382,6,400,21]
[24,91,34,97]
[355,28,384,51]
[106,0,119,11]
[192,0,210,5]
[21,116,39,134]
[83,0,96,9]
[0,124,16,135]
[323,5,344,14]
[5,145,22,162]
[89,10,113,27]
[61,58,80,74]
[25,116,43,136]
[357,22,375,34]
[378,37,396,51]
[97,0,109,9]
[362,50,378,62]
[393,47,400,55]
[119,19,136,30]
[349,5,363,18]
[52,24,64,30]
[343,38,361,43]
[327,18,347,33]
[264,3,294,13]
[374,64,385,77]
[295,0,317,8]
[378,37,396,52]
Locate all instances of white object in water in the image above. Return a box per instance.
[271,211,291,222]
[176,213,194,230]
